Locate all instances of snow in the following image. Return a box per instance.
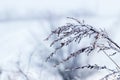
[0,0,120,80]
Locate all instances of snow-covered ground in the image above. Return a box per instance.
[0,0,120,80]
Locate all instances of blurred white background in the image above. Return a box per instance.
[0,0,120,80]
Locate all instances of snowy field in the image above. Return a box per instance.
[0,0,120,80]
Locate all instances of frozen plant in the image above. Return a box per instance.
[45,17,120,80]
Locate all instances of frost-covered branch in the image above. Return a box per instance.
[46,17,120,64]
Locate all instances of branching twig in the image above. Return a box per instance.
[45,17,120,79]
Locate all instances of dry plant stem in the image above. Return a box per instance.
[100,71,120,80]
[106,37,120,50]
[45,17,120,80]
[102,50,120,70]
[46,17,120,71]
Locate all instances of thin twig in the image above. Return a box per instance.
[102,50,120,70]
